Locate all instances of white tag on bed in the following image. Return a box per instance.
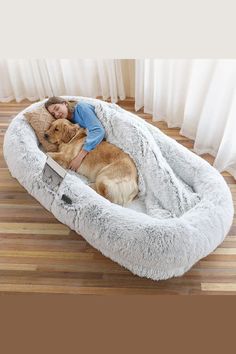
[42,155,67,190]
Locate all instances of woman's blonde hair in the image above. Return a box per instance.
[45,96,78,115]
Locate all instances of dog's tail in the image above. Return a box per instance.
[96,177,138,206]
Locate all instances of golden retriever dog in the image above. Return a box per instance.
[44,119,138,206]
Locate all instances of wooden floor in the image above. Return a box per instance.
[0,98,235,295]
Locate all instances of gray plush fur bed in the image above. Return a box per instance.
[3,97,234,281]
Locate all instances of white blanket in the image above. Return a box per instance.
[94,102,200,218]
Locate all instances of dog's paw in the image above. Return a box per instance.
[47,152,54,158]
[88,182,96,191]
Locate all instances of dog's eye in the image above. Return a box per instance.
[55,128,59,132]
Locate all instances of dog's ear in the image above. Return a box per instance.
[61,124,86,143]
[62,124,77,143]
[76,128,87,139]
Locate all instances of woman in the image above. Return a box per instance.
[45,96,105,171]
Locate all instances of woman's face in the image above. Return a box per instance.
[47,102,69,119]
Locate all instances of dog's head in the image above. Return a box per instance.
[44,119,86,144]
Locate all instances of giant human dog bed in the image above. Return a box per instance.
[3,96,234,281]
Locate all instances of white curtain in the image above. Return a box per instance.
[135,59,236,179]
[0,59,134,103]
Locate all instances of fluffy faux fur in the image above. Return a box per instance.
[3,96,234,281]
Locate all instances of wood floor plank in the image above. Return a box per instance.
[0,284,182,295]
[212,248,236,255]
[0,222,70,235]
[0,250,95,260]
[201,283,236,292]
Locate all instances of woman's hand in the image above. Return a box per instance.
[69,150,88,171]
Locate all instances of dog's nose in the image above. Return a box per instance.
[44,133,49,139]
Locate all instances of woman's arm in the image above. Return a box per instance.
[69,103,105,171]
[69,149,88,171]
[75,103,105,152]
